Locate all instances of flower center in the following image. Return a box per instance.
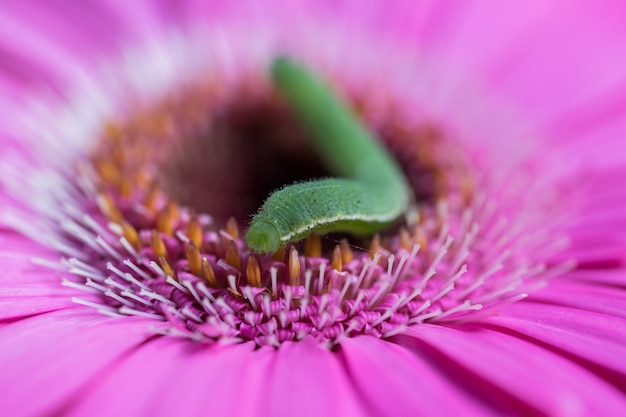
[58,65,557,347]
[156,85,331,225]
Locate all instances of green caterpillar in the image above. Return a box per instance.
[245,57,411,253]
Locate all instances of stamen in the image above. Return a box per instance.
[156,204,176,235]
[95,236,123,261]
[139,289,176,306]
[331,245,343,272]
[105,289,134,306]
[317,262,327,294]
[95,158,121,186]
[181,305,203,323]
[225,217,240,240]
[119,177,134,197]
[85,278,110,292]
[104,276,131,292]
[187,215,203,246]
[369,234,381,260]
[225,240,241,270]
[182,280,203,304]
[158,256,175,278]
[433,300,482,321]
[118,306,164,321]
[201,257,218,287]
[340,238,353,264]
[123,259,152,281]
[118,221,140,250]
[304,234,322,257]
[304,269,313,295]
[150,230,168,259]
[270,267,278,297]
[143,184,160,213]
[96,192,123,222]
[246,255,262,287]
[399,227,412,251]
[289,247,301,286]
[71,297,118,312]
[62,278,100,293]
[415,226,427,250]
[227,276,240,296]
[119,237,140,259]
[271,247,286,262]
[185,241,203,276]
[241,287,259,310]
[121,290,153,307]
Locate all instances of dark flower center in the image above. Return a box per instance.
[157,86,330,225]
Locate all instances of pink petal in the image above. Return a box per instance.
[355,1,626,137]
[554,243,626,269]
[397,324,626,416]
[0,231,56,261]
[535,164,626,234]
[0,309,154,417]
[63,338,253,417]
[546,92,626,172]
[493,301,626,375]
[62,337,185,416]
[142,342,261,417]
[563,269,626,287]
[0,234,84,321]
[482,3,626,133]
[259,338,370,417]
[526,280,626,318]
[339,336,497,416]
[0,0,167,89]
[0,289,76,322]
[0,10,87,87]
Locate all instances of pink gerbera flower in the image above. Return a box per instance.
[1,1,626,416]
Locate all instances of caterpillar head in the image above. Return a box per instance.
[246,218,282,253]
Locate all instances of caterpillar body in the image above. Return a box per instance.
[245,57,411,253]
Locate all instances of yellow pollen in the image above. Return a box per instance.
[156,203,179,235]
[225,217,240,240]
[143,184,160,213]
[95,159,121,185]
[96,192,123,223]
[304,233,322,257]
[118,176,134,197]
[201,257,218,287]
[271,247,286,262]
[246,255,262,287]
[225,240,241,270]
[185,241,202,277]
[400,227,412,251]
[369,234,381,261]
[186,215,203,246]
[121,221,141,250]
[150,230,168,259]
[340,239,353,264]
[111,145,125,167]
[104,121,124,142]
[415,227,427,250]
[158,256,175,278]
